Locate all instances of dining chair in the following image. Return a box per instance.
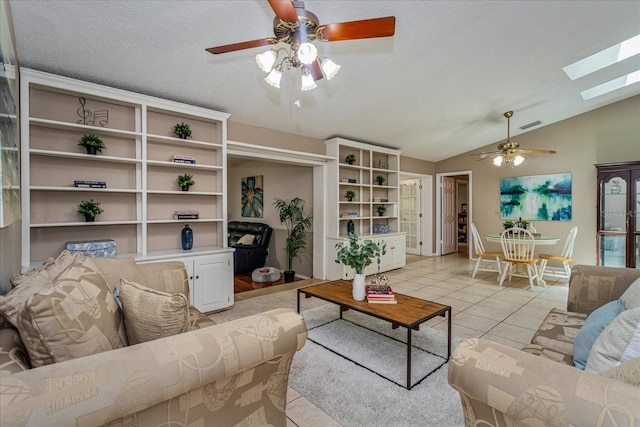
[499,227,540,290]
[469,223,503,278]
[538,226,578,282]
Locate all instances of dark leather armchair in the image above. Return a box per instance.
[228,221,273,274]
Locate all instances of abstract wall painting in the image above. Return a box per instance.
[241,175,264,217]
[500,173,572,221]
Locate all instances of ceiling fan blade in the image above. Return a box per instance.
[206,37,277,54]
[316,16,396,42]
[469,151,500,157]
[519,149,557,154]
[268,0,299,23]
[307,61,324,81]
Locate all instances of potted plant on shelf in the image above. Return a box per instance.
[77,199,104,222]
[345,190,356,202]
[173,122,192,139]
[376,175,386,186]
[345,154,356,165]
[376,205,386,216]
[78,133,105,155]
[273,197,313,283]
[177,173,195,191]
[335,232,386,301]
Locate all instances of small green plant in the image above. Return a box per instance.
[78,134,105,153]
[345,190,356,201]
[503,220,515,229]
[173,122,192,138]
[177,173,195,189]
[376,175,386,185]
[345,154,356,165]
[77,199,104,219]
[335,232,386,274]
[376,205,387,216]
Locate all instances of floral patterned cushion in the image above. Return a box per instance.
[529,308,587,365]
[16,256,127,367]
[0,250,77,328]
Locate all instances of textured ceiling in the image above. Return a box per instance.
[9,0,640,162]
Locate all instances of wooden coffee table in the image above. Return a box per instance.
[297,280,451,390]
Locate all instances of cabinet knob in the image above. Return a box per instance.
[195,275,200,280]
[189,276,194,280]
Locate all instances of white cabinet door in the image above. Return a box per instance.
[192,252,234,313]
[390,235,407,269]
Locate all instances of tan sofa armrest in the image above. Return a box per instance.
[567,265,640,314]
[448,338,640,427]
[1,308,308,427]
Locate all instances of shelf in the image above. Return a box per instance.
[30,186,140,193]
[20,69,229,268]
[30,148,141,164]
[30,220,142,228]
[29,117,142,138]
[146,160,222,170]
[147,133,223,148]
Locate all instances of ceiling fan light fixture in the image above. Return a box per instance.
[300,70,317,91]
[513,154,525,166]
[264,67,283,88]
[492,155,503,167]
[319,56,341,80]
[255,50,277,73]
[297,42,318,65]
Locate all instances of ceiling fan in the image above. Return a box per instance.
[205,0,395,85]
[474,111,557,166]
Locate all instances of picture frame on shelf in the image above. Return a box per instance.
[461,203,467,213]
[378,159,387,169]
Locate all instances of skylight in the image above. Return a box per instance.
[581,70,640,100]
[563,34,640,80]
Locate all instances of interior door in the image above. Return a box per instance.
[400,179,420,255]
[442,176,456,254]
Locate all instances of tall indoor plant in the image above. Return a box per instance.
[335,232,386,300]
[273,197,313,283]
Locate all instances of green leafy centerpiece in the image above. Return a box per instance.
[335,232,386,301]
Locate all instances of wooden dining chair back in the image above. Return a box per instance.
[499,227,540,290]
[538,226,578,281]
[469,223,503,278]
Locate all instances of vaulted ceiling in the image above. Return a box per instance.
[9,0,640,161]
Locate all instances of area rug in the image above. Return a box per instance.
[289,304,465,427]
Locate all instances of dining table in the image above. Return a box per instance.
[484,233,560,286]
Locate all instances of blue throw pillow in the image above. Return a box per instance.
[573,299,625,369]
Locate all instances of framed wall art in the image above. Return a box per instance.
[500,173,572,221]
[241,175,263,218]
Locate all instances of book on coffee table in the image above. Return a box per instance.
[366,285,396,303]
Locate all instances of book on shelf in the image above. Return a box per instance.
[174,210,199,219]
[172,154,196,164]
[373,197,389,202]
[340,178,357,183]
[74,180,107,188]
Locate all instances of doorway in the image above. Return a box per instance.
[436,171,472,257]
[400,174,433,256]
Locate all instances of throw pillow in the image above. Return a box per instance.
[0,250,78,328]
[573,299,625,369]
[621,278,640,309]
[16,257,127,367]
[90,256,146,292]
[117,278,189,345]
[585,307,640,374]
[599,357,640,386]
[236,234,255,245]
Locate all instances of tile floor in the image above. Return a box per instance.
[208,252,569,427]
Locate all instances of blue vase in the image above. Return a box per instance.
[181,224,193,250]
[347,220,355,235]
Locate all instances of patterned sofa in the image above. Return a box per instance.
[0,251,308,426]
[448,265,640,426]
